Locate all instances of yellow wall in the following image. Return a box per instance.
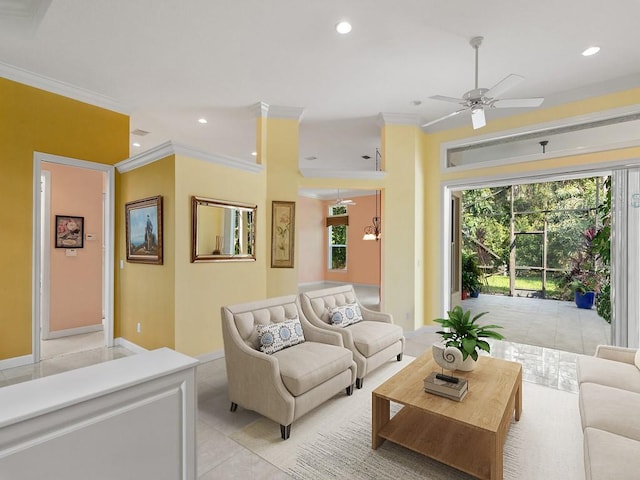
[381,124,424,331]
[0,78,128,361]
[421,88,640,325]
[264,117,300,297]
[117,156,176,350]
[174,155,267,356]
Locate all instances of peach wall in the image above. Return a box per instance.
[297,196,325,284]
[304,193,381,286]
[44,162,103,332]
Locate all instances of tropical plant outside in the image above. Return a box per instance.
[329,205,347,269]
[462,177,610,311]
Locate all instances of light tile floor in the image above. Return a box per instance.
[461,294,610,356]
[1,330,582,479]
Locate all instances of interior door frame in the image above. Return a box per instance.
[32,152,115,363]
[40,170,51,340]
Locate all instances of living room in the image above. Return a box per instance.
[1,2,640,479]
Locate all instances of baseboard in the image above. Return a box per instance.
[44,324,103,340]
[195,350,225,363]
[114,337,148,354]
[0,354,34,371]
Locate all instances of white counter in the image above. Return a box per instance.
[0,348,198,480]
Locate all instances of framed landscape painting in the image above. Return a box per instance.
[125,195,163,264]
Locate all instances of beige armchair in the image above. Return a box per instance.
[221,294,356,440]
[300,284,405,389]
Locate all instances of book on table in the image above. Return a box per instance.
[424,386,468,402]
[424,371,468,398]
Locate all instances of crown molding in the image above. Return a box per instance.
[267,104,304,120]
[251,101,269,118]
[0,61,130,115]
[250,102,303,120]
[173,143,263,173]
[116,141,264,174]
[299,168,386,180]
[378,112,419,127]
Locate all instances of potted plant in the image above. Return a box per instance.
[461,252,483,298]
[570,276,599,310]
[433,306,504,371]
[565,227,601,310]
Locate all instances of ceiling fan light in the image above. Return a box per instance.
[471,107,486,129]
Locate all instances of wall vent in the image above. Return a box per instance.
[131,129,150,136]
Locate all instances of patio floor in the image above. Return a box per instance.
[461,294,611,356]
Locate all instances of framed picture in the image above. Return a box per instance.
[125,195,163,264]
[271,201,295,268]
[55,215,84,248]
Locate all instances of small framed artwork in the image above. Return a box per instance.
[55,215,84,248]
[271,201,295,268]
[125,195,163,265]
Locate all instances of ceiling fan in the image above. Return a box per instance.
[331,189,356,207]
[422,36,544,130]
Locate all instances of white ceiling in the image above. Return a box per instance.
[1,0,639,171]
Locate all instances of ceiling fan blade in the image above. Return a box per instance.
[429,95,465,104]
[421,108,467,128]
[471,107,486,129]
[485,74,524,100]
[493,97,544,108]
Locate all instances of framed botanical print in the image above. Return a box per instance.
[271,201,295,268]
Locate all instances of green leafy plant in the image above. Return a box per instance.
[433,306,505,361]
[461,252,483,293]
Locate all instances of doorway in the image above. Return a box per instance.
[442,164,640,350]
[33,152,115,363]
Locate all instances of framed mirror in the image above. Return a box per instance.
[191,196,257,262]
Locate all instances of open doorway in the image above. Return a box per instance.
[444,173,614,356]
[297,188,382,309]
[33,153,115,364]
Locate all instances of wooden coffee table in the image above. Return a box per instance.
[372,350,522,480]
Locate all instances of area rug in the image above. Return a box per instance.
[230,357,583,480]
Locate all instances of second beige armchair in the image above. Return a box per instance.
[300,284,405,389]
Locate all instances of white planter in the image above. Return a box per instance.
[457,355,477,371]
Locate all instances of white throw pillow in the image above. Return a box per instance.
[328,303,362,327]
[256,317,305,354]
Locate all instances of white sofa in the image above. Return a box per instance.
[577,345,640,480]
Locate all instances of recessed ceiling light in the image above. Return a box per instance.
[251,151,257,156]
[582,46,600,56]
[336,21,352,34]
[198,118,208,124]
[132,142,141,148]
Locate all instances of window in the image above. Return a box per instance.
[327,205,347,270]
